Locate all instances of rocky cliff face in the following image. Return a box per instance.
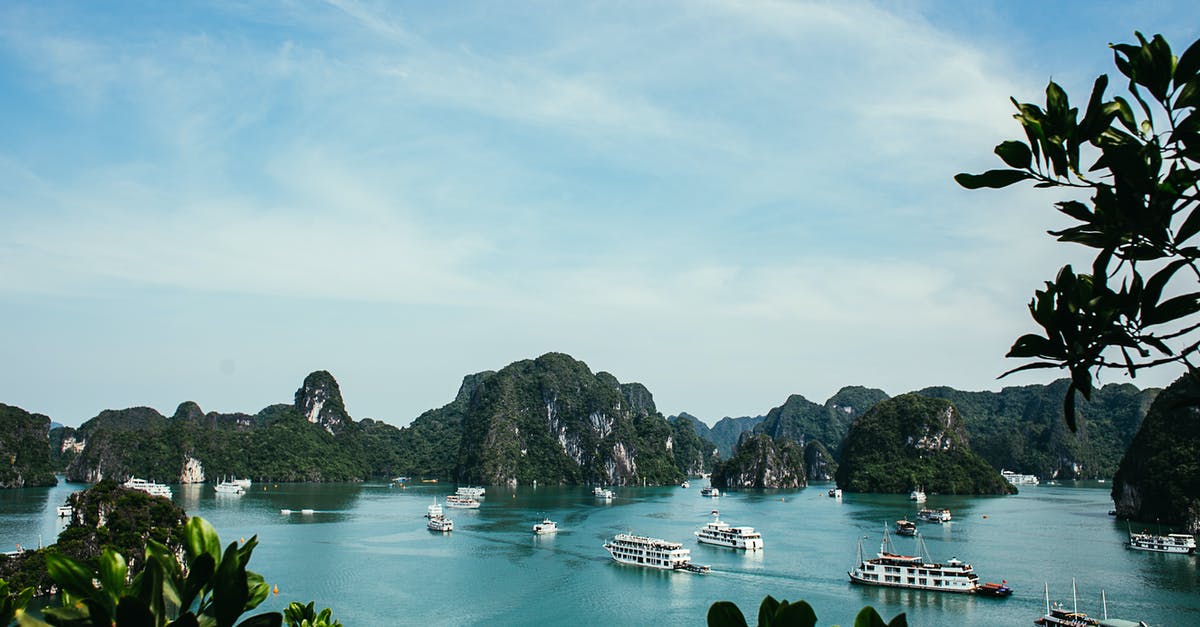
[835,394,1014,495]
[803,440,837,481]
[454,353,683,486]
[710,433,805,489]
[294,370,351,434]
[0,403,57,488]
[1111,374,1200,532]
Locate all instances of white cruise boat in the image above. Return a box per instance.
[425,499,443,519]
[695,512,763,550]
[1000,469,1040,485]
[123,478,172,498]
[214,481,245,495]
[828,487,843,499]
[1127,530,1196,554]
[848,528,983,594]
[603,534,710,573]
[427,515,453,533]
[700,486,720,497]
[456,486,486,498]
[917,508,952,523]
[532,518,558,535]
[444,495,481,509]
[56,505,73,518]
[593,486,615,500]
[909,487,927,502]
[680,481,690,489]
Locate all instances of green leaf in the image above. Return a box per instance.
[44,553,97,598]
[994,141,1032,169]
[186,517,223,565]
[1177,36,1200,84]
[954,169,1032,189]
[1177,78,1200,110]
[1141,259,1190,315]
[1144,293,1200,326]
[1176,207,1200,246]
[1055,200,1093,222]
[757,595,780,626]
[236,613,283,627]
[773,600,817,627]
[854,606,888,627]
[707,601,749,627]
[116,596,156,626]
[98,549,128,602]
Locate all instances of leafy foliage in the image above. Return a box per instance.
[0,480,189,596]
[707,595,906,627]
[1112,373,1200,530]
[283,602,342,627]
[1,578,34,626]
[27,517,280,627]
[834,395,1015,495]
[957,32,1200,430]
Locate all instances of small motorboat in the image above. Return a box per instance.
[977,581,1013,598]
[895,518,917,536]
[533,518,558,535]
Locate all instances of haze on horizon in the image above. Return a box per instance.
[2,1,1196,429]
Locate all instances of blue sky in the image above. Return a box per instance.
[2,1,1196,428]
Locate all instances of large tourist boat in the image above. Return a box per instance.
[456,486,486,498]
[532,518,558,535]
[909,487,927,502]
[848,528,984,594]
[700,486,720,497]
[694,512,764,550]
[917,508,952,523]
[444,495,481,509]
[895,518,917,536]
[1001,469,1040,485]
[427,515,453,533]
[1126,529,1196,554]
[603,534,710,573]
[593,486,615,500]
[214,481,245,495]
[425,499,443,519]
[122,477,172,498]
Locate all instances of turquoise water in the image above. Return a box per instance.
[3,480,1198,625]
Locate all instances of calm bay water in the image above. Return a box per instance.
[3,479,1198,626]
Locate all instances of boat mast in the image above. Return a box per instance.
[1102,590,1108,619]
[1072,578,1078,615]
[1043,582,1050,617]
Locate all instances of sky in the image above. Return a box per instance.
[2,1,1197,428]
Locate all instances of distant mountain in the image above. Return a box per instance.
[1112,374,1200,532]
[835,394,1015,495]
[0,403,56,488]
[668,413,764,459]
[755,385,889,455]
[917,380,1155,480]
[668,417,719,476]
[63,372,403,483]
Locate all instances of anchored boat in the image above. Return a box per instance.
[603,533,710,573]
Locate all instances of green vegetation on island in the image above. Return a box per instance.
[1112,374,1200,532]
[0,404,56,489]
[710,433,806,489]
[835,394,1015,495]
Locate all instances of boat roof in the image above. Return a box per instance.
[1097,619,1147,627]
